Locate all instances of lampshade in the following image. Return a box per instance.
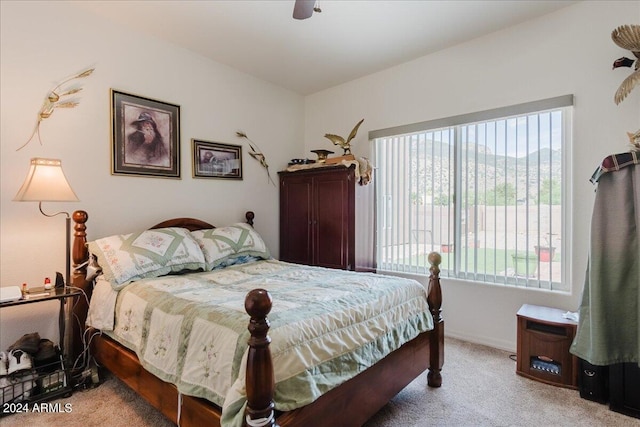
[14,158,79,202]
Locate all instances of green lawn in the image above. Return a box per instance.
[402,248,538,275]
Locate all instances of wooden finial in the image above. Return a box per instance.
[427,251,443,317]
[246,211,255,227]
[428,251,441,276]
[245,288,272,321]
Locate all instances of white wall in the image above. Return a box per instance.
[304,1,640,351]
[0,1,304,350]
[1,1,638,355]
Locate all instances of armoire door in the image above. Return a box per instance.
[279,174,313,265]
[313,170,353,269]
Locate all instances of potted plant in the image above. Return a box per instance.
[511,252,538,277]
[534,233,557,262]
[440,243,454,253]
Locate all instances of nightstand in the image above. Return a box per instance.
[1,287,81,357]
[0,287,82,408]
[516,304,578,389]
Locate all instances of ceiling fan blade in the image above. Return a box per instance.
[293,0,315,20]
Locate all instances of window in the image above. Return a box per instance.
[371,96,572,291]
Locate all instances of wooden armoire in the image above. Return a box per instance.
[278,165,375,271]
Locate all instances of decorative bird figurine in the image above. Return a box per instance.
[17,67,95,151]
[236,131,275,186]
[611,24,640,105]
[324,118,364,155]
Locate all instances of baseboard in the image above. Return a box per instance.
[445,331,515,354]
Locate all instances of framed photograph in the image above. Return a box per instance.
[111,89,180,178]
[192,139,243,180]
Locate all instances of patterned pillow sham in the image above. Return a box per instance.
[87,227,206,290]
[190,223,270,270]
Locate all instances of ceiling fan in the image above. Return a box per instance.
[293,0,321,20]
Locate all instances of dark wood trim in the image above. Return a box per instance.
[152,217,215,231]
[151,211,255,231]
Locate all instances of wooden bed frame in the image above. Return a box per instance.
[70,210,444,427]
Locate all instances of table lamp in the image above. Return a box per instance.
[13,158,79,289]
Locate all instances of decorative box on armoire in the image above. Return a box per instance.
[279,165,374,271]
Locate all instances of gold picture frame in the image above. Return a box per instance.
[192,139,243,180]
[111,89,180,178]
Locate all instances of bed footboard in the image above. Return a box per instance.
[242,253,444,425]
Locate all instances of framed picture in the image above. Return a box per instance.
[192,139,243,180]
[111,89,180,178]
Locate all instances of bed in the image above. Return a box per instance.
[70,210,444,427]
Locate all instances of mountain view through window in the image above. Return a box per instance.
[374,103,570,291]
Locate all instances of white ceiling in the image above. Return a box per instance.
[75,1,578,95]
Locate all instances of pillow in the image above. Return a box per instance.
[191,223,270,270]
[87,227,206,289]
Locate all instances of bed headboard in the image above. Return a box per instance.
[150,217,215,231]
[69,210,256,357]
[72,210,256,274]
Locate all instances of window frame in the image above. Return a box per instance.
[370,96,573,292]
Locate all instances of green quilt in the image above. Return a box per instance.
[106,259,434,427]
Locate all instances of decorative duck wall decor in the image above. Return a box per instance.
[611,24,640,105]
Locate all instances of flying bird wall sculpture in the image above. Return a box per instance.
[236,131,275,185]
[611,24,640,105]
[17,67,95,151]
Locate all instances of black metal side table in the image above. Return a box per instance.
[1,287,82,410]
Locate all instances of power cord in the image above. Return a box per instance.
[63,285,103,390]
[70,329,102,391]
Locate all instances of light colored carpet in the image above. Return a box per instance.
[2,337,638,427]
[364,338,638,427]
